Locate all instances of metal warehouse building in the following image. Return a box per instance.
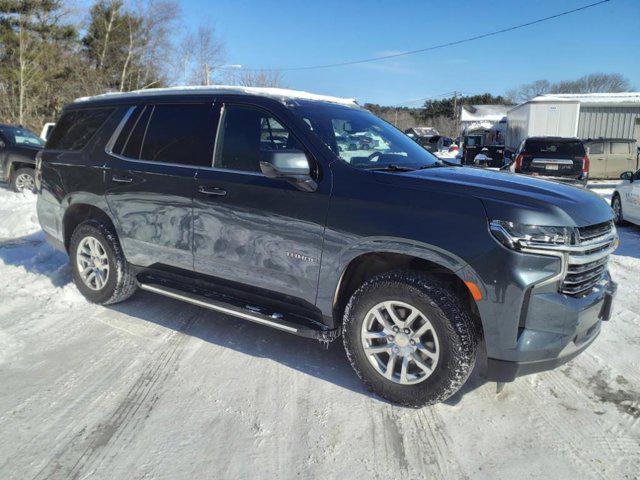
[528,92,640,142]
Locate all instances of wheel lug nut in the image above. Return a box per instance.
[410,339,416,346]
[387,335,395,341]
[392,326,399,333]
[403,328,410,334]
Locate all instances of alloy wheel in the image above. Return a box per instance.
[15,172,35,192]
[361,300,440,385]
[76,236,110,290]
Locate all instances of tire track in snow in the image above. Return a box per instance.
[30,313,197,480]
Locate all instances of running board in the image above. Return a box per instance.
[138,282,338,341]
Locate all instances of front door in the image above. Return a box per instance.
[105,102,220,270]
[586,141,606,178]
[193,102,330,306]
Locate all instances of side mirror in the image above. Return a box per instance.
[260,149,317,192]
[620,171,634,182]
[0,140,5,149]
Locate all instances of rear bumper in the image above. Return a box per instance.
[482,279,616,382]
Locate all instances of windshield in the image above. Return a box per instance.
[291,104,440,169]
[0,126,44,147]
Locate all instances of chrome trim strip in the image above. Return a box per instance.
[531,158,575,165]
[139,283,298,333]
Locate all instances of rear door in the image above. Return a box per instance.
[607,141,635,178]
[105,102,220,270]
[586,141,606,178]
[193,101,330,306]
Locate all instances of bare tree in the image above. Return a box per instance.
[228,69,286,88]
[507,73,633,102]
[181,23,225,85]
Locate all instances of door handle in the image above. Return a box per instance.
[112,174,133,183]
[198,186,226,196]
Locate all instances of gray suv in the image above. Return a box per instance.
[36,87,617,406]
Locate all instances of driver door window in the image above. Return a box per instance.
[213,104,306,173]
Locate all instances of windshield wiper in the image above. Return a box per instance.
[365,164,416,172]
[417,162,446,169]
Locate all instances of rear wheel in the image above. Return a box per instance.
[69,219,138,304]
[343,270,478,407]
[11,168,35,193]
[612,194,625,225]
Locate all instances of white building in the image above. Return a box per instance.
[505,92,640,151]
[460,104,511,145]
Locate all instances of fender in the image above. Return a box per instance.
[315,235,477,323]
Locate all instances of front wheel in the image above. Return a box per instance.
[343,271,478,407]
[69,219,138,304]
[612,194,625,226]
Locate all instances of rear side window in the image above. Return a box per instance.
[47,108,114,151]
[525,140,585,156]
[121,106,153,159]
[610,142,630,154]
[140,104,219,166]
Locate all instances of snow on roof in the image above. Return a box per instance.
[460,104,511,123]
[408,126,439,136]
[530,92,640,105]
[74,85,358,106]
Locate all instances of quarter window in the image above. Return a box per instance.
[214,104,305,173]
[47,108,114,151]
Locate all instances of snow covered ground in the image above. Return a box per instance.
[0,183,639,480]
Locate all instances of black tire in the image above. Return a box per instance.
[611,194,625,226]
[69,219,138,305]
[11,167,35,193]
[343,270,478,407]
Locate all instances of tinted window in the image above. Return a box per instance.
[587,142,604,155]
[0,126,44,147]
[47,108,114,150]
[122,106,153,159]
[611,142,630,154]
[214,104,304,173]
[525,140,585,156]
[112,106,144,154]
[138,104,219,166]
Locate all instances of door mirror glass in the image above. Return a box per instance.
[620,171,634,181]
[0,140,5,149]
[260,150,317,192]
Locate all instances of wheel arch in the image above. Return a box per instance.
[62,203,117,252]
[331,247,483,338]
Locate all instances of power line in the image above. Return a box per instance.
[225,0,610,72]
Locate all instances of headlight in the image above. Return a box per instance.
[489,220,574,250]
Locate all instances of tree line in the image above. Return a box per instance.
[0,0,282,132]
[365,73,633,137]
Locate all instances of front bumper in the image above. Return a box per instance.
[482,279,616,382]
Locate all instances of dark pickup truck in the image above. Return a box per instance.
[0,124,44,192]
[36,87,617,406]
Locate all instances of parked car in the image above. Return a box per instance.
[37,87,617,406]
[40,122,55,141]
[583,138,638,179]
[612,169,640,226]
[509,137,589,186]
[0,124,44,192]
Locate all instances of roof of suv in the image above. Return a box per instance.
[74,85,359,108]
[525,136,582,143]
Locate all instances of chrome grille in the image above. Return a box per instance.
[561,221,615,297]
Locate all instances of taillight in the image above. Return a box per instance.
[514,154,524,171]
[581,155,590,173]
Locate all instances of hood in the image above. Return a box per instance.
[12,143,43,155]
[373,166,613,228]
